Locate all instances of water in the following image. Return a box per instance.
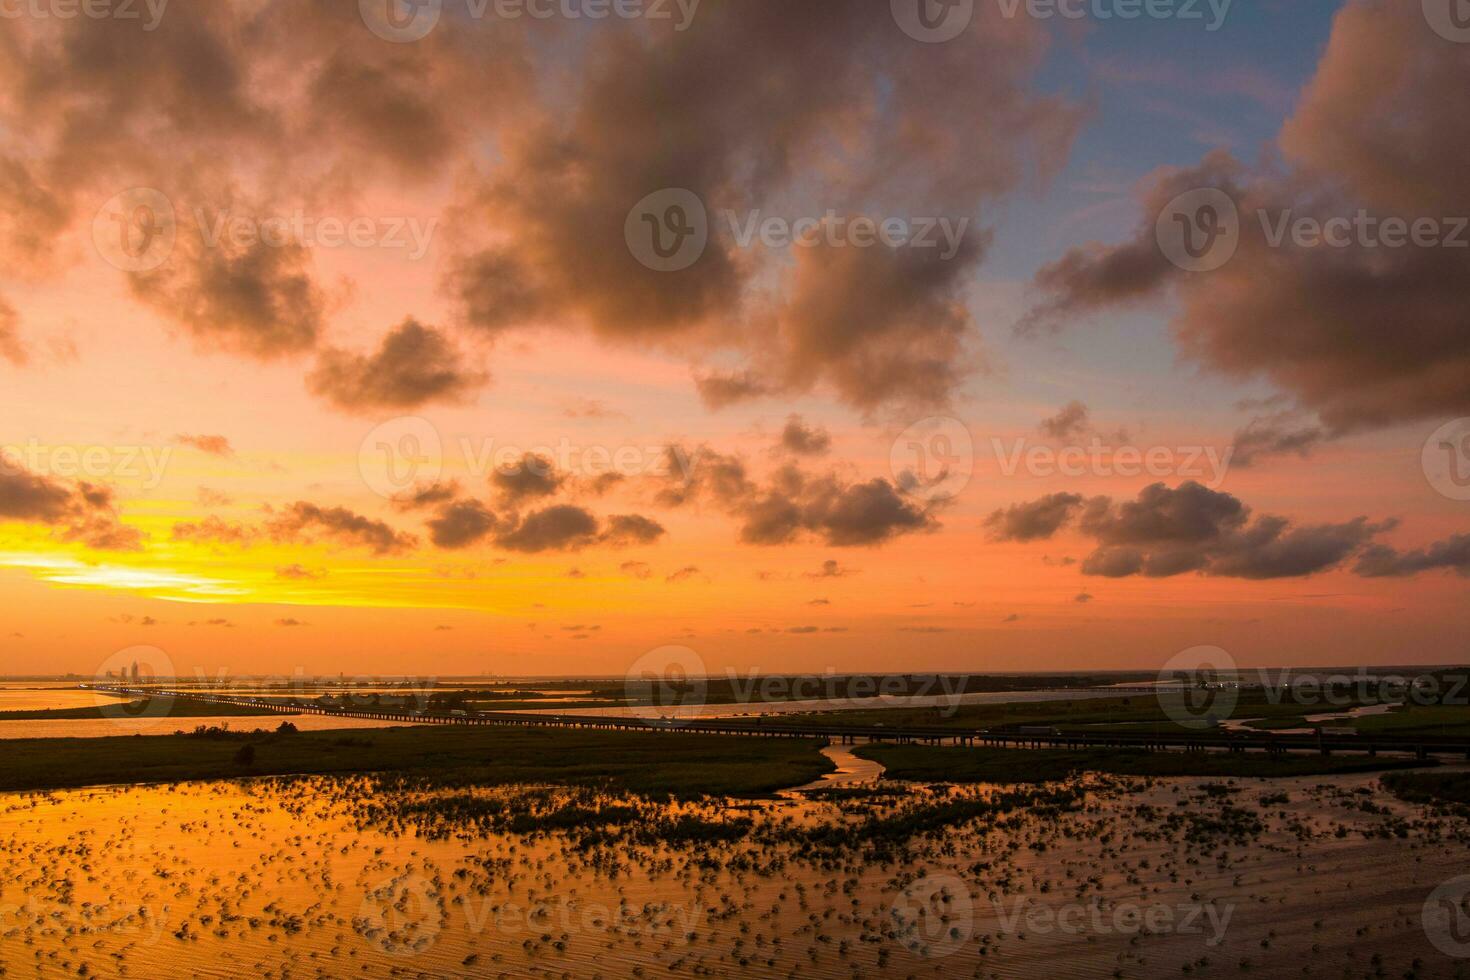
[0,770,1458,978]
[0,713,411,740]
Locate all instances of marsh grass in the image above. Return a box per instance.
[856,743,1437,783]
[0,725,834,798]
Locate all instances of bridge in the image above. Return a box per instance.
[84,685,1470,761]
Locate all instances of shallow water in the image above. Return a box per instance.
[1,769,1466,978]
[0,714,408,740]
[0,684,103,712]
[785,742,885,792]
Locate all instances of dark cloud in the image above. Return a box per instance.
[426,499,499,550]
[0,464,140,550]
[779,416,832,457]
[491,453,565,507]
[438,3,1078,411]
[130,238,326,360]
[694,371,776,410]
[666,566,706,584]
[1231,411,1326,466]
[266,501,416,556]
[1039,401,1089,441]
[1019,1,1470,435]
[620,560,652,580]
[984,493,1084,543]
[493,505,599,554]
[308,319,485,413]
[997,481,1409,581]
[0,464,77,523]
[390,481,461,512]
[1355,535,1470,579]
[275,564,325,580]
[598,514,666,548]
[660,444,936,548]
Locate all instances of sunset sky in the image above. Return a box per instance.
[2,0,1468,678]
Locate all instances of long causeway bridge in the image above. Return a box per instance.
[85,685,1470,761]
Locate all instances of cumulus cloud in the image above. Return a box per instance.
[0,464,140,550]
[778,416,832,457]
[995,481,1410,580]
[492,505,599,554]
[598,514,666,548]
[265,501,416,555]
[1019,1,1470,435]
[425,499,499,550]
[130,238,327,359]
[985,492,1084,542]
[659,444,936,548]
[491,453,566,507]
[308,318,485,413]
[438,2,1079,411]
[1355,535,1470,578]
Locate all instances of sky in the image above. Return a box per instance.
[1,0,1468,679]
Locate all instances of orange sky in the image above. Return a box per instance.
[2,0,1468,679]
